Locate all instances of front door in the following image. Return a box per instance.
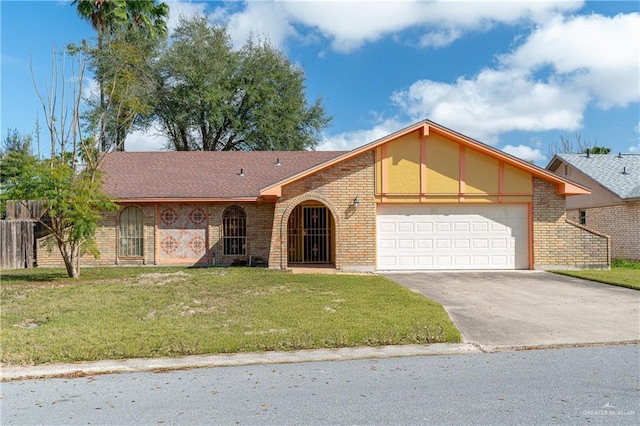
[287,204,334,264]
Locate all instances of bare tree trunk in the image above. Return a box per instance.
[59,242,81,279]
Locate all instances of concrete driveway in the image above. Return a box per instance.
[382,271,640,350]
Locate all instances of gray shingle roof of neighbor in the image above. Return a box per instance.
[100,151,347,200]
[551,153,640,200]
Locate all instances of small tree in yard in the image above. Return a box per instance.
[4,49,117,278]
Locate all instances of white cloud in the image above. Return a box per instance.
[390,11,639,144]
[418,28,462,48]
[317,118,407,151]
[124,129,167,152]
[165,0,208,31]
[391,68,588,144]
[209,0,582,52]
[81,77,99,102]
[504,13,640,108]
[501,144,546,163]
[219,1,297,50]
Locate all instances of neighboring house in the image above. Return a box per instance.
[38,120,610,270]
[547,153,640,261]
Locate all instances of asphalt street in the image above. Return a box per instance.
[2,344,638,425]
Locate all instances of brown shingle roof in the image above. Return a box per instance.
[101,151,346,200]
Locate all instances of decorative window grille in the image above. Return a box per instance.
[119,206,144,257]
[223,205,246,255]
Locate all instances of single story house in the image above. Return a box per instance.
[547,153,639,260]
[38,120,610,270]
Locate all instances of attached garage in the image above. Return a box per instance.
[377,204,529,270]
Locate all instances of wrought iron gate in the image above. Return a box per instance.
[287,204,333,264]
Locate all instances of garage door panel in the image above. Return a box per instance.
[398,239,414,249]
[473,222,489,232]
[417,239,433,249]
[398,222,414,232]
[435,222,451,232]
[454,239,471,249]
[379,239,396,249]
[417,256,434,266]
[377,204,528,270]
[378,222,396,233]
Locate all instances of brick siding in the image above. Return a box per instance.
[209,202,274,266]
[268,150,377,271]
[37,204,157,267]
[533,178,610,269]
[38,157,610,271]
[566,202,639,261]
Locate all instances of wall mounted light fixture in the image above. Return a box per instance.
[353,196,360,209]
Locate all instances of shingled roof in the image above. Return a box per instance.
[548,153,640,200]
[101,151,346,200]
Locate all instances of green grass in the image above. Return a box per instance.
[552,259,640,290]
[0,267,461,365]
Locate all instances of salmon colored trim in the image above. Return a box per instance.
[113,197,262,203]
[528,202,534,269]
[459,145,466,202]
[420,123,430,138]
[498,161,504,203]
[378,192,533,197]
[381,144,388,195]
[259,120,591,197]
[420,133,427,202]
[206,204,211,264]
[155,204,160,265]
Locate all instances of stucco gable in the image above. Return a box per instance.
[260,120,590,198]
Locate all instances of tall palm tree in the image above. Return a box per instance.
[72,0,169,150]
[72,0,168,40]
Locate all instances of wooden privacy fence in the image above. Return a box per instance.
[0,220,35,270]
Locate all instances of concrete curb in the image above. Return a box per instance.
[1,343,480,381]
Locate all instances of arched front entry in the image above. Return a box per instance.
[287,201,335,265]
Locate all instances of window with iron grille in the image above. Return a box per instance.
[223,205,246,255]
[119,206,144,257]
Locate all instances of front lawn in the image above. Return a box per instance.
[552,259,640,290]
[0,267,461,365]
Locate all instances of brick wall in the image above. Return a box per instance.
[268,151,377,271]
[209,202,274,266]
[533,178,610,269]
[37,204,157,267]
[566,202,639,260]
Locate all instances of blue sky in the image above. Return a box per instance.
[1,0,639,165]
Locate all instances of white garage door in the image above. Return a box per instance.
[377,204,528,270]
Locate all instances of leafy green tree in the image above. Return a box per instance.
[0,129,34,219]
[72,0,169,150]
[79,28,159,151]
[587,146,611,154]
[4,50,117,278]
[150,16,330,151]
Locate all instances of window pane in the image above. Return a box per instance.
[223,206,246,255]
[119,206,143,257]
